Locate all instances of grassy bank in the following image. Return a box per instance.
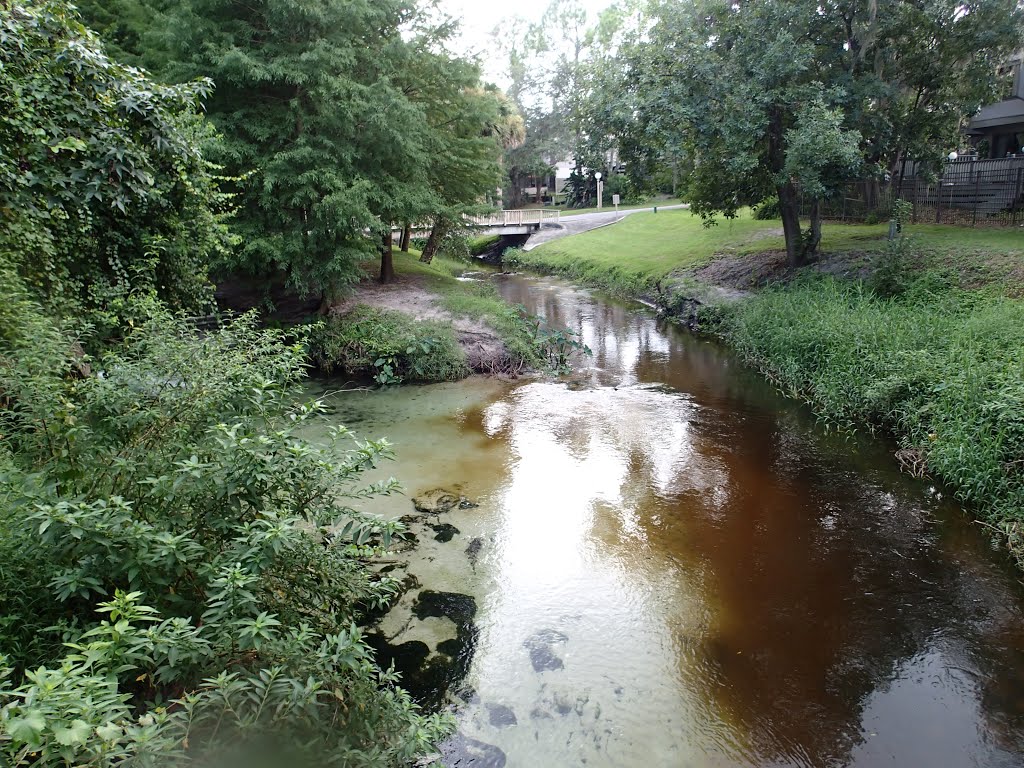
[512,208,1024,561]
[716,273,1024,560]
[309,251,544,381]
[512,207,1024,297]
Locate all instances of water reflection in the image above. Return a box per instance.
[312,273,1024,767]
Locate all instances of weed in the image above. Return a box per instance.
[308,306,468,384]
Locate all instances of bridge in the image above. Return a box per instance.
[466,209,561,234]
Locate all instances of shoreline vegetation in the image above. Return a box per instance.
[510,209,1024,565]
[307,249,591,385]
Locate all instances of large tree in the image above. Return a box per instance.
[631,0,1023,266]
[0,0,228,335]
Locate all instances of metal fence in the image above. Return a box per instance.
[803,157,1024,227]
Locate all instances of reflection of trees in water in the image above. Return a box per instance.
[495,273,1024,765]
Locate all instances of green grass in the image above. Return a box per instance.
[512,208,1024,297]
[511,209,783,294]
[717,271,1024,560]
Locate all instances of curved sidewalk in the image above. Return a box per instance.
[523,204,688,251]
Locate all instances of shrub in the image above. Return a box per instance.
[753,195,781,220]
[308,306,468,384]
[0,304,451,766]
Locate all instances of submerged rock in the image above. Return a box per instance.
[413,489,461,514]
[413,590,477,625]
[524,629,568,672]
[429,522,460,543]
[440,734,507,768]
[486,703,518,728]
[465,536,484,567]
[412,488,479,515]
[368,590,480,708]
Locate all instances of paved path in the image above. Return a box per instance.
[522,204,689,251]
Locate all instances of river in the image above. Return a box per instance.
[305,272,1024,768]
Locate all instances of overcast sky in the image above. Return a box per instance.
[437,0,613,82]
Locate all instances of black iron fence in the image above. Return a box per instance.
[803,157,1024,227]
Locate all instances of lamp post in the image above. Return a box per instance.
[595,171,603,210]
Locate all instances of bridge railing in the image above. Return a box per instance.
[466,209,560,228]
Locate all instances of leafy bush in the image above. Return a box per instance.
[0,2,231,338]
[718,274,1024,552]
[752,195,781,220]
[0,302,451,766]
[308,306,468,384]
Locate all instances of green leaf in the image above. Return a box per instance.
[7,712,46,743]
[54,719,92,746]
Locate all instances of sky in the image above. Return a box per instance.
[437,0,614,83]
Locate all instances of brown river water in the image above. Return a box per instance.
[306,272,1024,768]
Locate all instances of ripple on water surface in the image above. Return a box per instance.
[304,273,1024,768]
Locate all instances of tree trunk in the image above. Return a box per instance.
[419,216,447,264]
[778,182,805,267]
[806,198,822,257]
[400,222,411,252]
[778,184,821,267]
[379,230,394,283]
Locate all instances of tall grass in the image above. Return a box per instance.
[718,273,1024,541]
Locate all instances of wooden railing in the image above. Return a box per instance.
[466,210,561,227]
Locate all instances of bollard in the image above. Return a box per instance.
[653,206,658,214]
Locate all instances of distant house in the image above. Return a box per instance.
[967,55,1024,158]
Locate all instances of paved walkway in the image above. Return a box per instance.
[522,204,689,251]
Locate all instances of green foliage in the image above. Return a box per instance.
[0,2,230,333]
[0,305,451,765]
[629,0,1023,262]
[140,0,503,295]
[753,196,781,220]
[718,274,1024,546]
[308,307,468,384]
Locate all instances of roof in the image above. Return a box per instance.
[967,97,1024,134]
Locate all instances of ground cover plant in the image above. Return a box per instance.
[309,306,469,384]
[716,269,1024,561]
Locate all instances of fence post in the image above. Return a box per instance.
[973,172,980,227]
[935,182,942,223]
[1015,168,1023,226]
[912,179,919,223]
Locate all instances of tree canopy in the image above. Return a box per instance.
[626,0,1024,264]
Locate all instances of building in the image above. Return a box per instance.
[967,55,1024,158]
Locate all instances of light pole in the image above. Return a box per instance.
[595,171,603,210]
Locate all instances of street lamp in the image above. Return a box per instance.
[595,172,603,210]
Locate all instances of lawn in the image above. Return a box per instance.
[514,208,1024,296]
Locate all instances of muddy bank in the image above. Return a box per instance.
[325,271,523,377]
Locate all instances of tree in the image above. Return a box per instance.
[0,0,229,335]
[152,0,429,297]
[633,0,1023,266]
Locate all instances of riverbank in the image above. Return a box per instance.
[309,251,544,382]
[513,209,1024,564]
